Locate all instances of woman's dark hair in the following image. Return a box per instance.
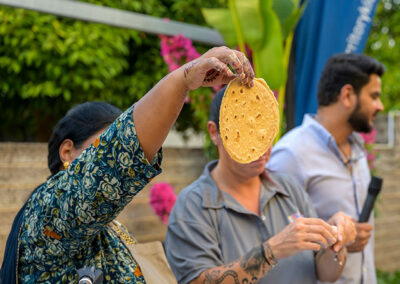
[317,53,385,106]
[48,102,122,176]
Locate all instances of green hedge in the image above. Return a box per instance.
[365,0,400,112]
[377,270,400,284]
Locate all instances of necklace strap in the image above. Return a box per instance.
[337,144,352,166]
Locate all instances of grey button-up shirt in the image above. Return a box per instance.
[165,161,318,284]
[268,114,375,284]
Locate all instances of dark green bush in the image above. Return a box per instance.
[365,0,400,112]
[377,270,400,284]
[0,0,226,141]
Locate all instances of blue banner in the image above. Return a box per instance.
[293,0,379,125]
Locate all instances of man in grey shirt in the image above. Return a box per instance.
[268,53,385,284]
[165,87,356,284]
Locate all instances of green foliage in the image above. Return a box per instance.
[202,0,305,142]
[377,270,400,284]
[0,0,225,141]
[365,0,400,112]
[202,0,304,90]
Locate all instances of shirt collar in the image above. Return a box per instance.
[302,114,333,146]
[302,114,366,159]
[200,161,289,212]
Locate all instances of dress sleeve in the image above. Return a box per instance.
[22,104,162,256]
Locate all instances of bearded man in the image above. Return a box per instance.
[268,53,385,284]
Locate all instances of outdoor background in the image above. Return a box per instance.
[1,0,400,282]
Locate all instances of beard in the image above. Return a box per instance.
[348,101,373,133]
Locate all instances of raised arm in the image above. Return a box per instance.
[133,46,254,161]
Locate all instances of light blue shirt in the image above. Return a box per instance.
[268,114,376,284]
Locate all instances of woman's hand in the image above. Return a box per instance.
[268,218,337,260]
[327,212,356,252]
[181,46,255,91]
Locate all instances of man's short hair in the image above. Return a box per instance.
[209,86,227,131]
[317,53,385,106]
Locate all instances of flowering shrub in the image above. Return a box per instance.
[149,182,177,224]
[160,34,201,72]
[360,128,378,174]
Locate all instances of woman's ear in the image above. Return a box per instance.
[59,139,75,165]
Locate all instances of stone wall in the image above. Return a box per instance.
[0,144,207,264]
[373,112,400,271]
[1,113,400,270]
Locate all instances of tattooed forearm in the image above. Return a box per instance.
[197,245,270,284]
[203,269,240,284]
[239,245,267,277]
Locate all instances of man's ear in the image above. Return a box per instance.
[59,139,75,165]
[339,84,357,109]
[207,121,220,146]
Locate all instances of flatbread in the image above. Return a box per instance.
[219,78,279,164]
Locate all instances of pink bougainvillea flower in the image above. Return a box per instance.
[159,34,201,73]
[360,128,376,144]
[149,182,177,225]
[360,128,377,173]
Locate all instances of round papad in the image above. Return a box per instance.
[219,78,279,164]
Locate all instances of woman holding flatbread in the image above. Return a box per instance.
[165,85,357,284]
[1,46,254,284]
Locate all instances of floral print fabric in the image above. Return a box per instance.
[18,105,162,283]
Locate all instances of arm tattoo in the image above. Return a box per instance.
[184,60,198,78]
[202,246,267,284]
[239,245,267,277]
[203,269,240,284]
[241,277,259,284]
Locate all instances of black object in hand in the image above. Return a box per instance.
[358,176,383,223]
[78,266,103,284]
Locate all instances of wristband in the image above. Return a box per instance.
[260,243,271,266]
[262,241,278,267]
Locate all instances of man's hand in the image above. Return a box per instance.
[268,218,337,260]
[347,222,373,252]
[327,212,356,252]
[181,46,255,91]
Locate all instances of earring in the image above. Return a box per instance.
[63,161,70,169]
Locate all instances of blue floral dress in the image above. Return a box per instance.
[18,105,162,283]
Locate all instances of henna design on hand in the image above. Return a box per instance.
[184,60,198,78]
[204,69,219,83]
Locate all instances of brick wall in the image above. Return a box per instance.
[1,113,400,270]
